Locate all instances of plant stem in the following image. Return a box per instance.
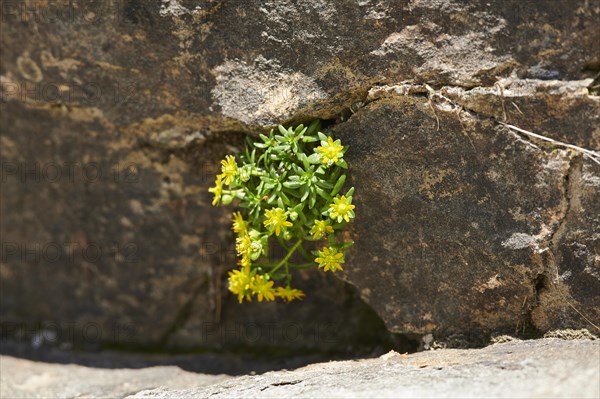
[285,262,291,286]
[289,262,315,269]
[270,239,303,274]
[276,235,291,251]
[253,263,275,268]
[297,244,314,262]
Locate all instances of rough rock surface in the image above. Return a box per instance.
[5,339,594,399]
[335,81,600,339]
[129,339,600,398]
[0,355,228,399]
[1,0,599,349]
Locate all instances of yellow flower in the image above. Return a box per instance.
[275,286,305,302]
[309,219,334,239]
[250,274,275,302]
[228,268,253,303]
[220,155,237,185]
[263,207,293,236]
[238,256,251,269]
[236,229,264,267]
[236,232,252,266]
[232,212,246,234]
[208,175,223,206]
[328,195,355,223]
[316,136,344,166]
[315,246,345,272]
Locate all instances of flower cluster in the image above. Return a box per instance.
[209,121,356,303]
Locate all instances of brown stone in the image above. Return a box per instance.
[1,0,598,349]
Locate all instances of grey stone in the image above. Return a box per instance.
[0,355,228,399]
[2,339,597,399]
[125,339,600,398]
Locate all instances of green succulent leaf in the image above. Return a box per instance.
[307,153,321,164]
[283,180,303,189]
[208,120,356,304]
[331,174,346,196]
[278,125,288,136]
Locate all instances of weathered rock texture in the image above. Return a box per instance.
[131,339,598,398]
[336,80,600,339]
[2,338,598,399]
[0,354,228,399]
[1,0,599,349]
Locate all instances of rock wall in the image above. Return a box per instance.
[336,83,599,339]
[1,0,598,349]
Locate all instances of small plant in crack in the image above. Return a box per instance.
[208,120,355,303]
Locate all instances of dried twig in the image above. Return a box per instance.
[499,122,600,165]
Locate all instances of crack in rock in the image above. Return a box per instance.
[363,80,597,158]
[548,155,584,283]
